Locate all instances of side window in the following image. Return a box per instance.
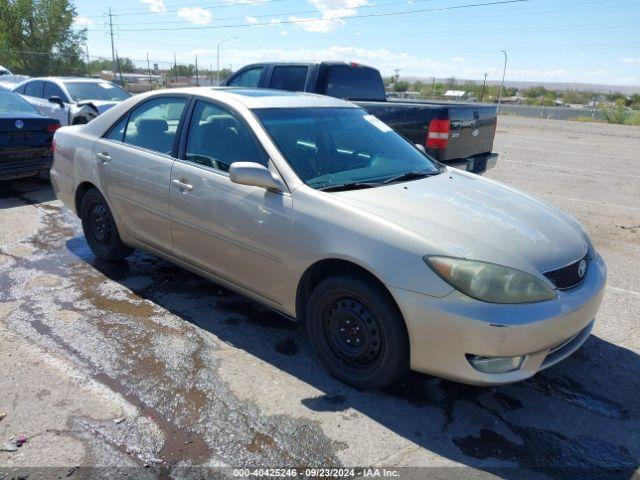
[184,101,268,172]
[269,66,308,92]
[122,97,187,155]
[43,82,67,101]
[105,115,128,142]
[227,67,263,87]
[14,84,26,94]
[24,81,44,98]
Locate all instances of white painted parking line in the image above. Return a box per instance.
[501,159,640,179]
[607,286,640,297]
[542,195,640,211]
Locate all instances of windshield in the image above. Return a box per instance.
[64,81,131,102]
[0,90,37,114]
[254,107,441,190]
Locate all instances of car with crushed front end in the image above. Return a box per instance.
[0,89,60,180]
[50,87,606,389]
[13,77,131,126]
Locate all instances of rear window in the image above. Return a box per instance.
[320,65,386,102]
[269,66,308,92]
[0,90,37,114]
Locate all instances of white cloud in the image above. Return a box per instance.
[621,57,640,64]
[450,57,465,64]
[140,0,166,13]
[178,7,213,25]
[291,0,368,32]
[245,16,288,35]
[73,16,94,27]
[245,16,259,25]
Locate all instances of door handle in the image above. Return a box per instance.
[172,179,194,191]
[95,152,111,163]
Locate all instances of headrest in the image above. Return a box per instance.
[136,118,168,135]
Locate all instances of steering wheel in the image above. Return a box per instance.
[349,149,373,169]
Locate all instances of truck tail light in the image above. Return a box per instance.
[51,139,56,153]
[45,123,60,133]
[427,119,450,149]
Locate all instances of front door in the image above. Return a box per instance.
[96,95,188,253]
[170,100,292,305]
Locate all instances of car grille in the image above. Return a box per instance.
[544,255,588,290]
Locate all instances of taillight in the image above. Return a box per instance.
[50,139,56,153]
[45,123,60,133]
[426,119,450,149]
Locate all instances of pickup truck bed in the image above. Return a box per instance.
[225,62,498,174]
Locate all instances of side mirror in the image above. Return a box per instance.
[415,143,426,153]
[229,162,283,191]
[48,96,65,107]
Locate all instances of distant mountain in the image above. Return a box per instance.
[401,77,640,94]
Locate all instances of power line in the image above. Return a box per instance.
[81,0,535,33]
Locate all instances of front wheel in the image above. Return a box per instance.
[306,275,409,389]
[80,188,133,262]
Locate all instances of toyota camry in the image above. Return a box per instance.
[50,88,606,388]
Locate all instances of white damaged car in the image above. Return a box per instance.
[13,77,131,126]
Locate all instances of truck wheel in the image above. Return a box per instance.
[306,275,409,389]
[80,188,133,262]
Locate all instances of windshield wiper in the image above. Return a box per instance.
[317,182,379,192]
[381,170,440,185]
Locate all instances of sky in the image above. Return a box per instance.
[73,0,640,86]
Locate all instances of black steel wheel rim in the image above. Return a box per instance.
[322,296,382,368]
[89,203,111,246]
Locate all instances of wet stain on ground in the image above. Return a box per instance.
[454,426,636,480]
[275,337,299,356]
[301,394,349,413]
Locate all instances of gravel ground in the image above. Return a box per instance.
[0,115,638,480]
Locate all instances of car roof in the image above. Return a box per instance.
[22,77,115,84]
[165,86,357,109]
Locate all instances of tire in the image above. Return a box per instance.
[80,188,133,262]
[306,274,409,389]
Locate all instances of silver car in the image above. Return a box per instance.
[13,77,131,126]
[50,88,606,389]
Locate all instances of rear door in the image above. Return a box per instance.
[20,80,52,116]
[95,95,189,253]
[266,65,309,92]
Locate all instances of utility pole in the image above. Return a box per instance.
[146,52,152,88]
[480,72,488,102]
[195,54,199,86]
[173,52,178,84]
[108,7,117,83]
[393,68,401,83]
[497,50,508,113]
[85,44,91,76]
[115,53,124,85]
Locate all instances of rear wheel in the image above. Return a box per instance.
[306,275,409,389]
[80,188,133,262]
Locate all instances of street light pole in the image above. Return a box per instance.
[497,50,508,112]
[216,36,238,85]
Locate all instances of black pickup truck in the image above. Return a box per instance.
[224,62,498,174]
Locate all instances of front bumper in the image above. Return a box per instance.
[391,252,607,385]
[446,152,498,175]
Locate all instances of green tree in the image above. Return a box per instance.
[393,81,410,92]
[0,0,86,76]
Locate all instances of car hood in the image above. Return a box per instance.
[334,169,588,274]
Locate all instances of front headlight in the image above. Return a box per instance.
[425,256,556,304]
